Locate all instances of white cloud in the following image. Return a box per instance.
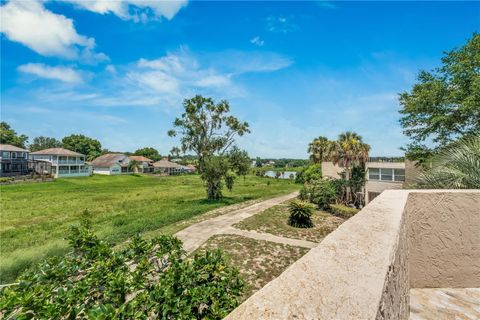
[266,15,297,33]
[62,0,188,21]
[250,36,264,47]
[18,63,84,84]
[0,0,107,62]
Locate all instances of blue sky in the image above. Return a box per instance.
[1,1,479,158]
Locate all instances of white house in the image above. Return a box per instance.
[29,148,91,178]
[91,153,133,175]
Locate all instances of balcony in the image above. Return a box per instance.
[54,160,85,165]
[226,190,479,319]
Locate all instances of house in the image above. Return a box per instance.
[1,144,32,177]
[129,156,155,173]
[30,148,91,178]
[91,153,133,175]
[153,158,182,175]
[185,164,197,173]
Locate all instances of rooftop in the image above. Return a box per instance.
[30,148,84,156]
[91,153,128,167]
[0,144,29,153]
[129,155,153,162]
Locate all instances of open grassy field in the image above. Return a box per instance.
[0,174,298,283]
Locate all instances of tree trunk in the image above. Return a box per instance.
[345,168,352,204]
[206,178,223,200]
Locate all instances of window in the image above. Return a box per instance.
[394,169,405,182]
[11,152,17,159]
[368,168,380,180]
[1,151,10,159]
[380,168,393,181]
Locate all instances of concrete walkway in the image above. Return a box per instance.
[175,192,299,253]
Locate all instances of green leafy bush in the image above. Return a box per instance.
[295,164,322,184]
[329,204,360,219]
[300,180,337,210]
[288,200,315,228]
[0,215,244,319]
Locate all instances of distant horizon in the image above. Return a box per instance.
[2,1,478,158]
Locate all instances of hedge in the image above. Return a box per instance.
[329,204,360,219]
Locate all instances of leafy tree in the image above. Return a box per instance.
[128,159,140,173]
[29,136,62,151]
[415,136,480,189]
[0,122,28,148]
[399,33,480,160]
[308,136,332,163]
[228,146,250,180]
[295,163,322,184]
[225,170,236,192]
[134,147,161,161]
[62,134,102,161]
[329,132,370,203]
[168,95,250,199]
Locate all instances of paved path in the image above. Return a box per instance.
[175,192,299,253]
[224,226,317,248]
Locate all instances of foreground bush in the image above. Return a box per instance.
[329,204,359,219]
[288,200,315,228]
[0,216,244,319]
[300,180,337,210]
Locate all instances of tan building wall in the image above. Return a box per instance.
[321,161,342,179]
[365,162,405,204]
[407,191,480,288]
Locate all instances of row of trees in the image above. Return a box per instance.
[0,122,165,162]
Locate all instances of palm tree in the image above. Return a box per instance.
[308,136,332,163]
[329,131,370,203]
[415,136,480,189]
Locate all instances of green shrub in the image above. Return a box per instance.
[300,180,336,210]
[288,200,315,228]
[295,164,322,184]
[0,215,244,319]
[0,177,14,183]
[330,204,360,219]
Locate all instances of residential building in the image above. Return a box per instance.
[365,161,405,203]
[0,144,31,177]
[30,148,91,178]
[129,156,154,173]
[91,153,133,175]
[153,158,182,175]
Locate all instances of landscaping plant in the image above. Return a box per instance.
[329,204,360,219]
[0,214,244,319]
[288,200,315,228]
[300,180,337,210]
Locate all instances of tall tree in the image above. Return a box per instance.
[329,131,370,203]
[399,33,480,161]
[134,147,161,161]
[0,122,28,148]
[308,136,332,163]
[168,95,250,199]
[62,134,102,161]
[29,136,62,151]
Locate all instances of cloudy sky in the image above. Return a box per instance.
[1,1,478,157]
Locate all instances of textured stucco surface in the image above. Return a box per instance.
[226,190,410,320]
[407,191,480,288]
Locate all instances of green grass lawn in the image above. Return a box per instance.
[0,174,298,283]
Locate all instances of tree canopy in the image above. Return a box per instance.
[399,33,480,160]
[29,136,62,151]
[308,136,331,163]
[62,134,102,160]
[228,146,251,177]
[134,147,161,161]
[0,122,28,148]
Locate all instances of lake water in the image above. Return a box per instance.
[265,170,297,179]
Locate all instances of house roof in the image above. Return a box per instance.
[129,155,153,162]
[0,144,29,152]
[30,148,84,156]
[91,153,128,167]
[186,164,197,169]
[153,159,181,169]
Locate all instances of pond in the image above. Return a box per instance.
[264,170,297,180]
